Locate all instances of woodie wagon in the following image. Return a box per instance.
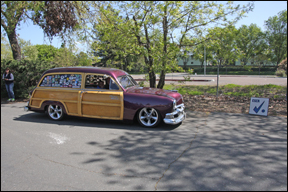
[25,67,186,127]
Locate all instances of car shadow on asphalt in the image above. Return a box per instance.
[76,112,287,191]
[13,112,181,131]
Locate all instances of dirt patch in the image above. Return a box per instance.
[183,94,287,117]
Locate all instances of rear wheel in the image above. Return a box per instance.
[137,107,161,128]
[47,104,64,121]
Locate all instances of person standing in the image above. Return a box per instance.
[2,68,15,102]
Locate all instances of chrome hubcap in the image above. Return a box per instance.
[48,105,62,120]
[139,108,158,127]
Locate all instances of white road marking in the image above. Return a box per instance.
[48,132,70,144]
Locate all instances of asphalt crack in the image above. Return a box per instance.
[34,154,158,181]
[154,112,209,191]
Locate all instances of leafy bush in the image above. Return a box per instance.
[275,69,287,77]
[275,58,287,77]
[1,59,58,98]
[243,65,253,72]
[138,81,145,87]
[171,66,184,72]
[186,68,194,74]
[193,66,277,73]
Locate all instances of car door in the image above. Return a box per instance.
[79,73,123,120]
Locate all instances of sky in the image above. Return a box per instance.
[1,1,287,53]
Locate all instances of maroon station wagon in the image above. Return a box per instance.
[25,67,186,127]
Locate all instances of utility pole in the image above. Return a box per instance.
[216,62,219,98]
[204,46,206,76]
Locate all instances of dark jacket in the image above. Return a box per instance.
[2,73,14,84]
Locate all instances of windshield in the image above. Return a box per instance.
[117,75,138,89]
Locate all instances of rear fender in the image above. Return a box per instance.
[41,100,67,115]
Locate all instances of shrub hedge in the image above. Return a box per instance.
[275,58,287,77]
[1,59,58,99]
[192,66,277,73]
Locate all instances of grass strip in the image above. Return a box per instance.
[163,84,287,99]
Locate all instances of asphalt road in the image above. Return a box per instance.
[1,102,287,191]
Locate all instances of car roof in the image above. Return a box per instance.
[43,66,128,79]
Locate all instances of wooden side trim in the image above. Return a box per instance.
[81,101,121,107]
[82,114,121,120]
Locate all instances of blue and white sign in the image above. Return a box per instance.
[249,97,269,116]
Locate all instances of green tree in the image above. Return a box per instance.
[35,44,59,63]
[90,3,143,71]
[236,24,267,66]
[251,48,270,75]
[1,1,79,60]
[208,25,239,67]
[18,38,38,60]
[53,47,77,67]
[1,33,13,60]
[265,10,287,65]
[207,25,240,97]
[89,1,253,88]
[178,49,191,71]
[193,41,214,69]
[75,51,92,66]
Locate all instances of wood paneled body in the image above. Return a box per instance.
[29,72,124,120]
[81,91,123,119]
[30,88,80,116]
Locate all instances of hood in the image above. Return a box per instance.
[126,86,183,104]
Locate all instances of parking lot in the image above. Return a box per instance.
[132,73,287,86]
[1,102,287,190]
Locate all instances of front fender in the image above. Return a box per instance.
[123,92,173,121]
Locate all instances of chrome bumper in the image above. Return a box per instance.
[163,104,186,125]
[24,101,30,112]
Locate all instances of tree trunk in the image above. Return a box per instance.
[157,71,165,89]
[149,69,156,88]
[7,29,21,60]
[157,4,168,89]
[216,60,221,98]
[144,55,156,88]
[143,23,156,88]
[183,61,187,70]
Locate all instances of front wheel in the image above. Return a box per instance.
[47,104,64,121]
[137,107,161,128]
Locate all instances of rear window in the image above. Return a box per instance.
[39,74,82,88]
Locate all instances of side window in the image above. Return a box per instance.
[40,74,82,88]
[109,78,119,90]
[85,74,106,89]
[85,74,119,90]
[118,76,133,89]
